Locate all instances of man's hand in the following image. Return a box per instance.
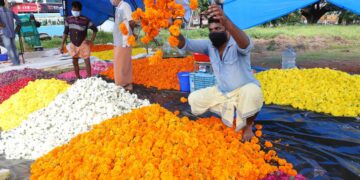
[206,4,228,26]
[0,23,5,28]
[59,44,65,54]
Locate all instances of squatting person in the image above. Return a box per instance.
[175,4,264,141]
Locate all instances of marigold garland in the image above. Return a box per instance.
[174,19,183,26]
[31,105,298,179]
[0,79,69,131]
[169,25,180,36]
[100,56,194,90]
[255,68,360,117]
[189,0,198,10]
[127,35,137,46]
[119,22,128,35]
[168,35,180,47]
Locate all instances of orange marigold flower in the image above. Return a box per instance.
[255,124,263,130]
[174,19,183,26]
[180,97,188,103]
[127,35,136,47]
[119,22,128,35]
[174,110,180,116]
[264,141,273,148]
[288,169,297,176]
[168,36,179,47]
[169,25,180,36]
[148,50,163,65]
[189,0,198,10]
[141,36,152,44]
[132,8,143,21]
[278,159,287,166]
[255,130,262,137]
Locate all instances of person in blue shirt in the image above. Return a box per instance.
[0,0,21,65]
[176,4,264,141]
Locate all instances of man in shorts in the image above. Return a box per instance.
[60,1,98,79]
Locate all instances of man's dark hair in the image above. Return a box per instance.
[208,17,220,24]
[71,1,82,10]
[0,0,5,7]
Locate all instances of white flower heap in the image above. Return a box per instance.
[0,77,150,159]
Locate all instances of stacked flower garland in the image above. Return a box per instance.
[31,105,298,179]
[100,56,194,90]
[117,0,198,61]
[0,78,149,159]
[0,79,69,131]
[255,68,360,117]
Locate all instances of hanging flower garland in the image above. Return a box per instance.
[127,0,198,60]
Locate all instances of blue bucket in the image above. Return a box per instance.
[0,54,8,62]
[177,72,190,92]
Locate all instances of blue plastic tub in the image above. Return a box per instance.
[0,54,8,61]
[177,72,190,92]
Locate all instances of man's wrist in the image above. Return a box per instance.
[223,16,231,28]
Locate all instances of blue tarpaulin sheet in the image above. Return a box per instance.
[65,0,144,26]
[328,0,360,15]
[65,0,360,27]
[223,0,318,29]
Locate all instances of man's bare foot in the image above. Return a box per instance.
[242,125,255,142]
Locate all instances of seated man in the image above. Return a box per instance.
[176,5,263,141]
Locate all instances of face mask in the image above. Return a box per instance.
[71,10,80,17]
[209,31,228,48]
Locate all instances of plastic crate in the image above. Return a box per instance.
[193,53,210,62]
[190,72,216,92]
[0,54,8,61]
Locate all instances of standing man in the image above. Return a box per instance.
[60,1,98,79]
[176,5,263,141]
[0,0,21,66]
[110,0,136,90]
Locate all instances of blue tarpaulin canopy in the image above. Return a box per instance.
[64,0,144,26]
[64,0,360,28]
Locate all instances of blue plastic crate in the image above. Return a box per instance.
[189,72,216,92]
[0,54,8,61]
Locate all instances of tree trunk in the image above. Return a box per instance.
[338,11,345,24]
[301,2,334,24]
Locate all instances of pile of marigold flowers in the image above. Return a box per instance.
[31,104,298,179]
[255,68,360,117]
[0,79,69,131]
[100,56,194,90]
